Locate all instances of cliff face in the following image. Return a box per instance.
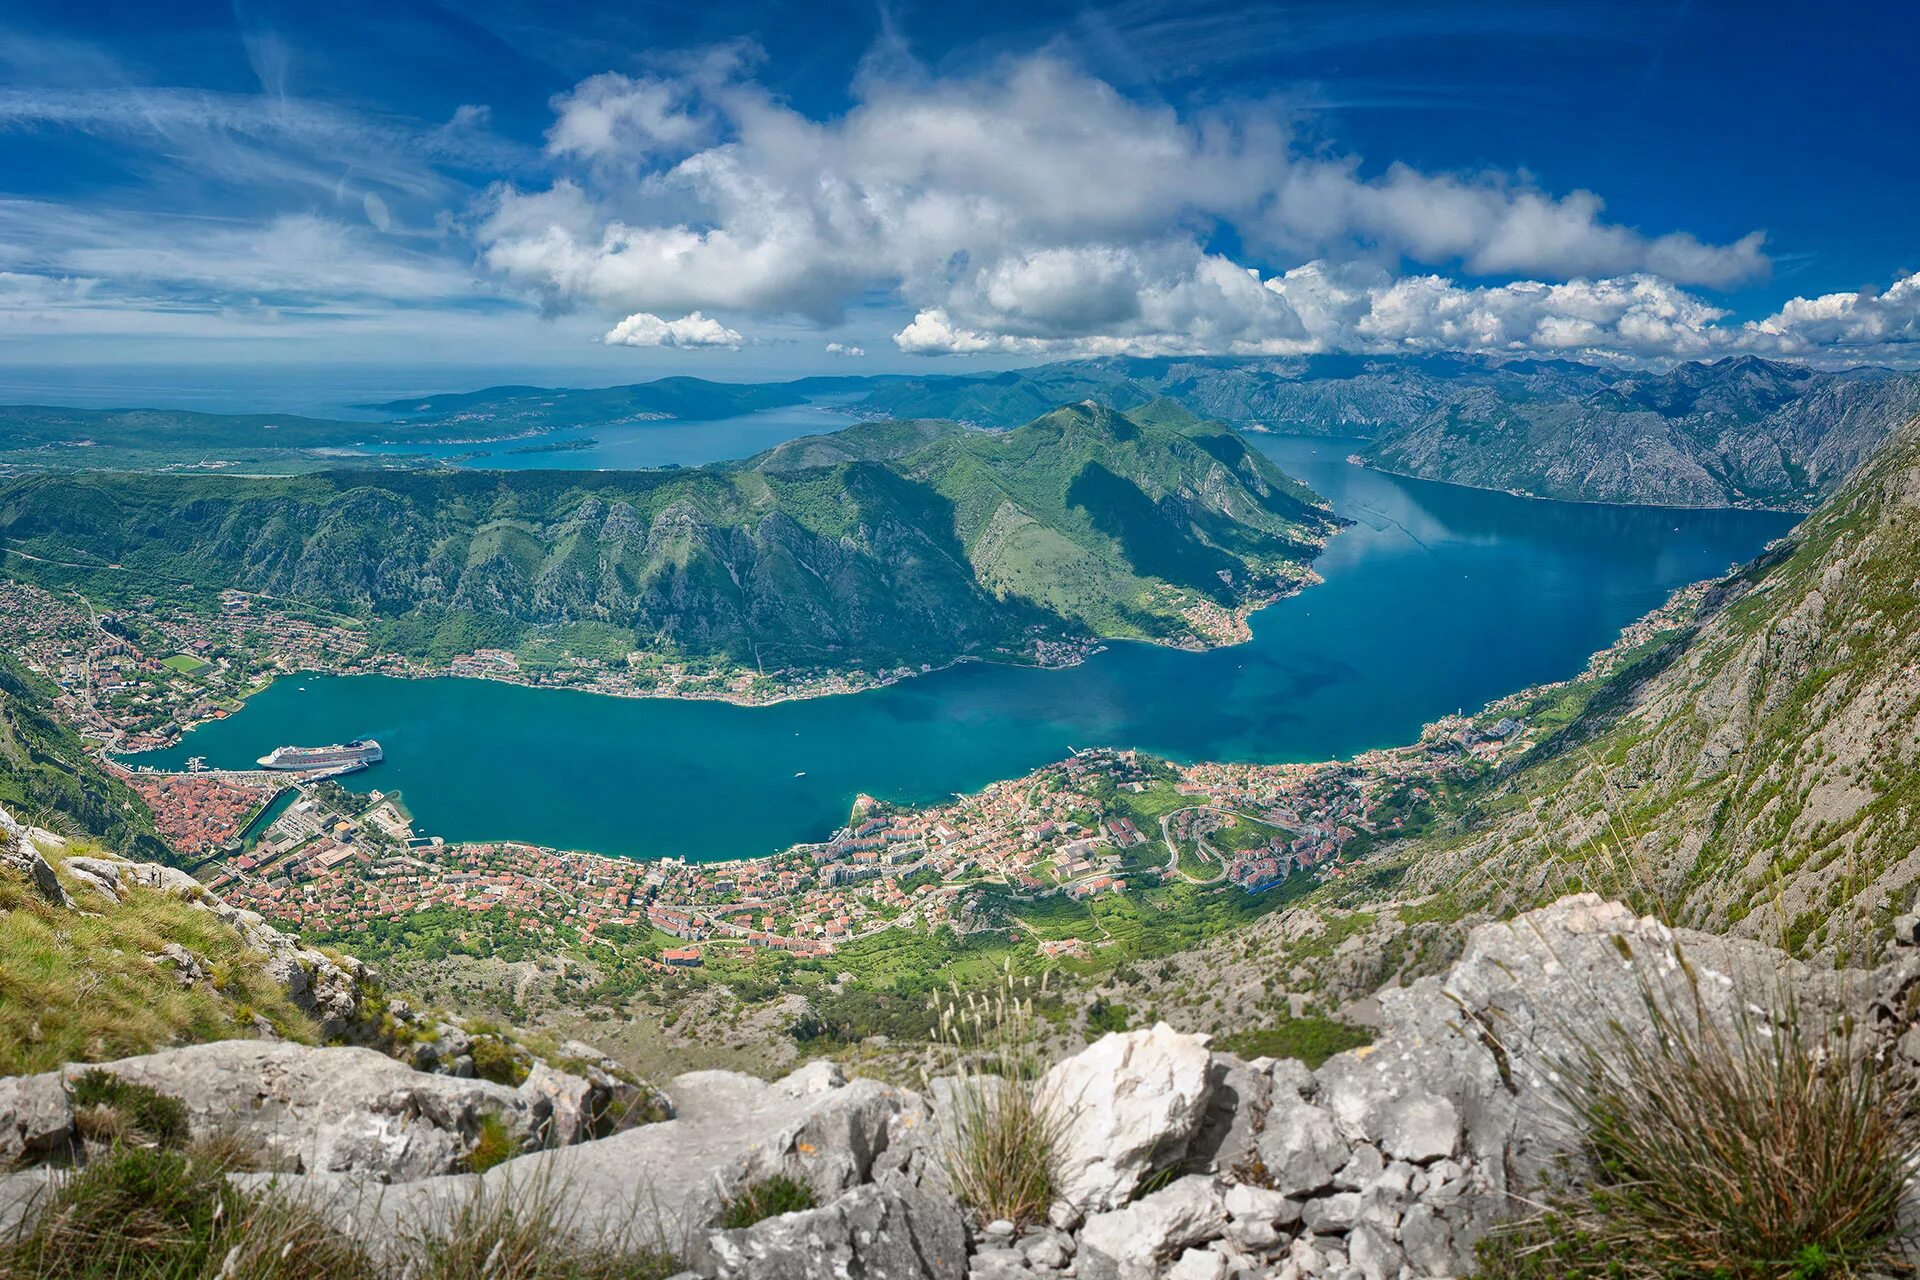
[1406,407,1920,952]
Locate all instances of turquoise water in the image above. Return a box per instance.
[127,435,1798,860]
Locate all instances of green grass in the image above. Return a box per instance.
[714,1175,818,1230]
[159,653,211,675]
[0,843,320,1075]
[68,1071,190,1149]
[1212,1017,1374,1069]
[464,1115,515,1175]
[1478,954,1919,1280]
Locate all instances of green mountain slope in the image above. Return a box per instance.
[0,655,163,860]
[0,402,1336,674]
[1405,405,1920,953]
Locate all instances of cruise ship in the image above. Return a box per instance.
[256,739,384,772]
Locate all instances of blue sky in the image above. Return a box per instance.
[1,0,1915,383]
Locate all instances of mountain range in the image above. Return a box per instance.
[5,355,1916,511]
[0,400,1336,675]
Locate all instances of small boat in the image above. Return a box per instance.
[794,770,807,778]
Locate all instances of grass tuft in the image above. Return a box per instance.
[465,1113,515,1174]
[714,1174,817,1230]
[404,1176,683,1280]
[932,962,1070,1229]
[1478,953,1920,1280]
[67,1071,190,1150]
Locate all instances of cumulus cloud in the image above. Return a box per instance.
[602,310,744,348]
[1742,273,1920,357]
[824,341,865,356]
[476,52,1769,356]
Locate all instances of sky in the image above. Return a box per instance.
[1,0,1917,388]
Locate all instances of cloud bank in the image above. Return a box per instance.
[474,52,1805,363]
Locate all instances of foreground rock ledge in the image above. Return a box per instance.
[2,895,1896,1278]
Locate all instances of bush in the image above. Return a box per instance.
[470,1035,530,1087]
[714,1175,818,1229]
[1477,944,1920,1280]
[68,1071,190,1149]
[934,964,1070,1229]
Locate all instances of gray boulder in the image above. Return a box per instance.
[1253,1098,1350,1197]
[237,1060,930,1259]
[697,1171,965,1279]
[0,1073,72,1166]
[1077,1176,1228,1280]
[1041,1024,1215,1212]
[0,814,69,909]
[64,1041,562,1179]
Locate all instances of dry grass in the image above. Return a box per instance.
[930,963,1071,1229]
[1479,948,1920,1280]
[402,1175,683,1280]
[0,1140,686,1280]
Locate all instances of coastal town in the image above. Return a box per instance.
[0,571,1564,982]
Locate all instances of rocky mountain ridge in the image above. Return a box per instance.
[850,354,1920,510]
[1392,404,1920,954]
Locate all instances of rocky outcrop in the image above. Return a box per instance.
[3,895,1895,1278]
[0,1039,658,1181]
[0,806,71,908]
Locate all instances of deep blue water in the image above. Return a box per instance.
[128,434,1798,860]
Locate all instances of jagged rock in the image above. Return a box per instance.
[1253,1099,1350,1197]
[1165,1247,1228,1280]
[0,1074,72,1166]
[1042,1024,1215,1212]
[236,1061,929,1258]
[0,814,68,909]
[1375,1092,1459,1164]
[61,855,125,903]
[699,1172,965,1279]
[61,1041,586,1179]
[1189,1053,1271,1175]
[1078,1176,1228,1280]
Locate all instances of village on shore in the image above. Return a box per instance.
[0,574,1578,974]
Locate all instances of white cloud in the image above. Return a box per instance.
[476,52,1769,353]
[602,310,744,349]
[1741,272,1920,358]
[824,341,865,356]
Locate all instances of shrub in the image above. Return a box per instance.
[470,1036,530,1086]
[67,1071,190,1149]
[933,963,1070,1229]
[1477,944,1920,1280]
[714,1174,818,1229]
